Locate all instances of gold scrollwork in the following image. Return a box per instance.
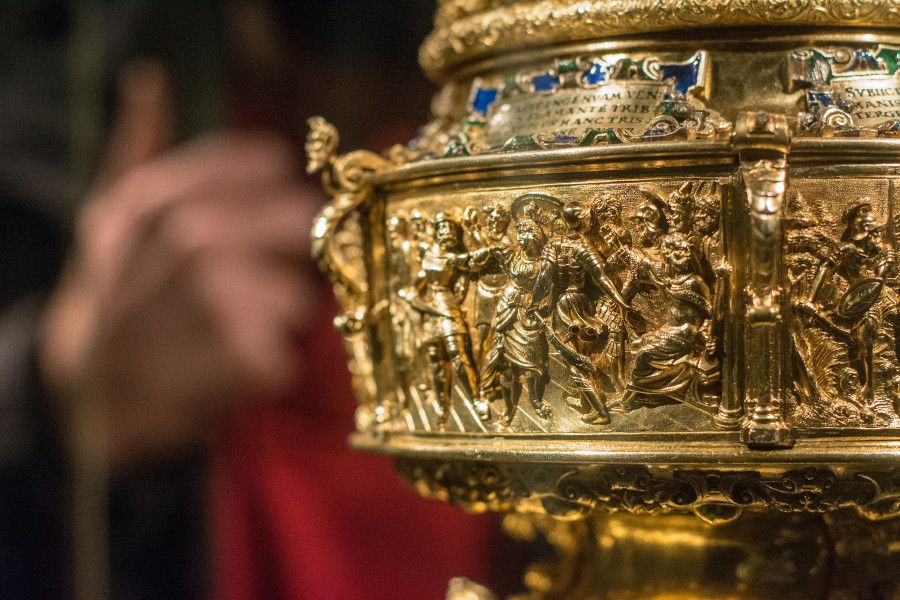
[419,0,900,77]
[421,0,900,78]
[306,117,391,422]
[397,457,900,520]
[792,45,900,137]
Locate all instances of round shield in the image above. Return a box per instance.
[511,192,563,221]
[837,277,884,319]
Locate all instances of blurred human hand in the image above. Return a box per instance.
[40,60,319,468]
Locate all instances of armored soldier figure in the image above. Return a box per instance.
[622,191,669,304]
[531,201,632,425]
[585,193,633,388]
[797,201,899,411]
[406,212,497,425]
[634,192,669,250]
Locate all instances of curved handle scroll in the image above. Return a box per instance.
[306,117,392,416]
[306,117,391,331]
[311,187,371,318]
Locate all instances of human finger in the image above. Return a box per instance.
[98,58,175,186]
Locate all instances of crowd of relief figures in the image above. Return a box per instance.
[386,182,727,433]
[382,180,900,434]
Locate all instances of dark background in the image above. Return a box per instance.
[0,2,537,599]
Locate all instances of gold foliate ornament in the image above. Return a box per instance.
[309,3,900,598]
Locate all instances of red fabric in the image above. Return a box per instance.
[210,297,497,600]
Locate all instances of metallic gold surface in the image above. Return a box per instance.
[308,4,900,598]
[478,511,900,600]
[422,0,900,79]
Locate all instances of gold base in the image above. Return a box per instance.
[454,511,900,600]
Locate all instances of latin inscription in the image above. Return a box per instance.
[484,81,668,145]
[836,76,900,126]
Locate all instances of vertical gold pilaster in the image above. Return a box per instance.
[734,112,794,448]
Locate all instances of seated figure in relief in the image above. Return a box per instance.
[622,233,714,410]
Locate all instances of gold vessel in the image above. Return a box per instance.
[308,2,900,597]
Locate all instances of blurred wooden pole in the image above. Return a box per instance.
[69,2,110,598]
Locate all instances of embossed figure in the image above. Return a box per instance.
[622,191,669,296]
[406,212,495,425]
[796,200,899,414]
[785,192,841,416]
[465,204,511,360]
[633,192,669,251]
[669,182,719,291]
[668,182,695,235]
[387,215,420,401]
[587,193,632,261]
[532,200,632,425]
[481,215,551,426]
[584,194,634,388]
[623,233,713,410]
[691,187,727,368]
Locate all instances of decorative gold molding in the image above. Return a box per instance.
[421,0,900,79]
[453,511,900,599]
[397,457,900,520]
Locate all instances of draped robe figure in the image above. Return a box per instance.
[480,218,551,426]
[466,204,511,361]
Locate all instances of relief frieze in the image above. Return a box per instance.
[377,177,900,435]
[383,180,730,434]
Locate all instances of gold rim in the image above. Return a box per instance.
[449,29,900,81]
[421,0,900,80]
[370,139,900,191]
[351,432,900,465]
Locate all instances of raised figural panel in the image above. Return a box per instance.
[786,179,900,429]
[375,176,900,436]
[383,180,728,434]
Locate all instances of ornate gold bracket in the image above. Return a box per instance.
[306,117,390,318]
[734,112,793,448]
[306,117,391,414]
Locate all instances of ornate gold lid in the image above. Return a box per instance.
[422,0,900,79]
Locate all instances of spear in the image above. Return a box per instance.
[886,184,898,287]
[888,184,897,258]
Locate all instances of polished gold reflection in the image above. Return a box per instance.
[309,2,900,598]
